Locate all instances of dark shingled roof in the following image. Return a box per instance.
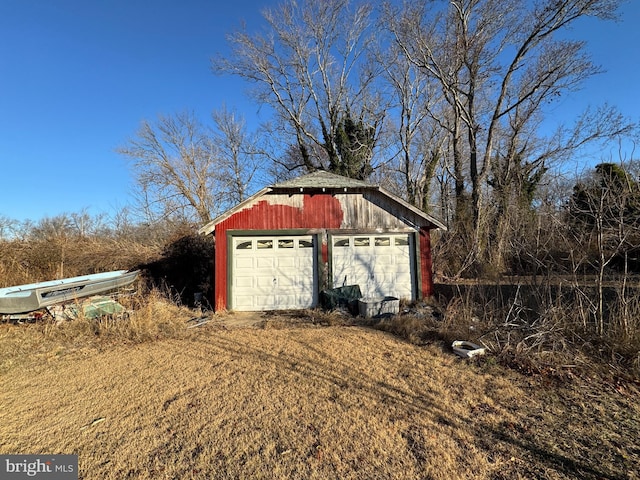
[271,170,375,190]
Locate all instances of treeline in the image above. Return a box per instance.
[435,161,640,278]
[115,0,637,277]
[1,160,639,375]
[0,208,219,309]
[2,160,638,286]
[2,0,640,375]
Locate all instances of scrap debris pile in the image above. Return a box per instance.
[0,270,138,323]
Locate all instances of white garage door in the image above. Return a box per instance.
[331,234,414,300]
[231,235,316,311]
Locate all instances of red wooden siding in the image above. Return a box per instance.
[212,191,437,310]
[214,194,344,310]
[419,227,433,298]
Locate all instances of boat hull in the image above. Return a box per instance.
[0,270,139,314]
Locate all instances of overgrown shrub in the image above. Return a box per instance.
[434,278,640,380]
[0,237,160,287]
[139,234,215,308]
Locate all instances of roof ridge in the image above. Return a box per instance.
[271,170,376,189]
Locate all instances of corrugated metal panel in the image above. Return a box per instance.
[217,195,344,231]
[212,190,438,310]
[418,227,433,297]
[213,194,344,310]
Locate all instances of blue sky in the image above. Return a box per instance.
[0,0,638,223]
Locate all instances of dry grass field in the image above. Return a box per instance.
[1,307,639,479]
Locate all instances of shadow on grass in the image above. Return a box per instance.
[197,333,449,420]
[485,423,622,480]
[188,318,637,479]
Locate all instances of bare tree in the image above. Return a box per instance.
[67,208,108,238]
[375,32,447,213]
[118,110,260,225]
[569,161,640,334]
[118,112,218,224]
[211,106,261,205]
[488,105,634,269]
[0,215,20,240]
[28,214,73,278]
[388,0,626,264]
[213,0,383,177]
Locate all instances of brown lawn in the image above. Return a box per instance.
[0,315,639,479]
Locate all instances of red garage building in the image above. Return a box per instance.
[198,171,446,311]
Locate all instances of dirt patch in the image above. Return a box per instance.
[205,310,267,328]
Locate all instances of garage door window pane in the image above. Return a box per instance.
[395,237,409,246]
[236,240,252,250]
[375,237,390,246]
[354,237,370,247]
[334,238,350,247]
[257,239,273,249]
[299,239,313,248]
[278,239,294,249]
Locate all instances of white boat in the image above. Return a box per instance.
[0,270,139,314]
